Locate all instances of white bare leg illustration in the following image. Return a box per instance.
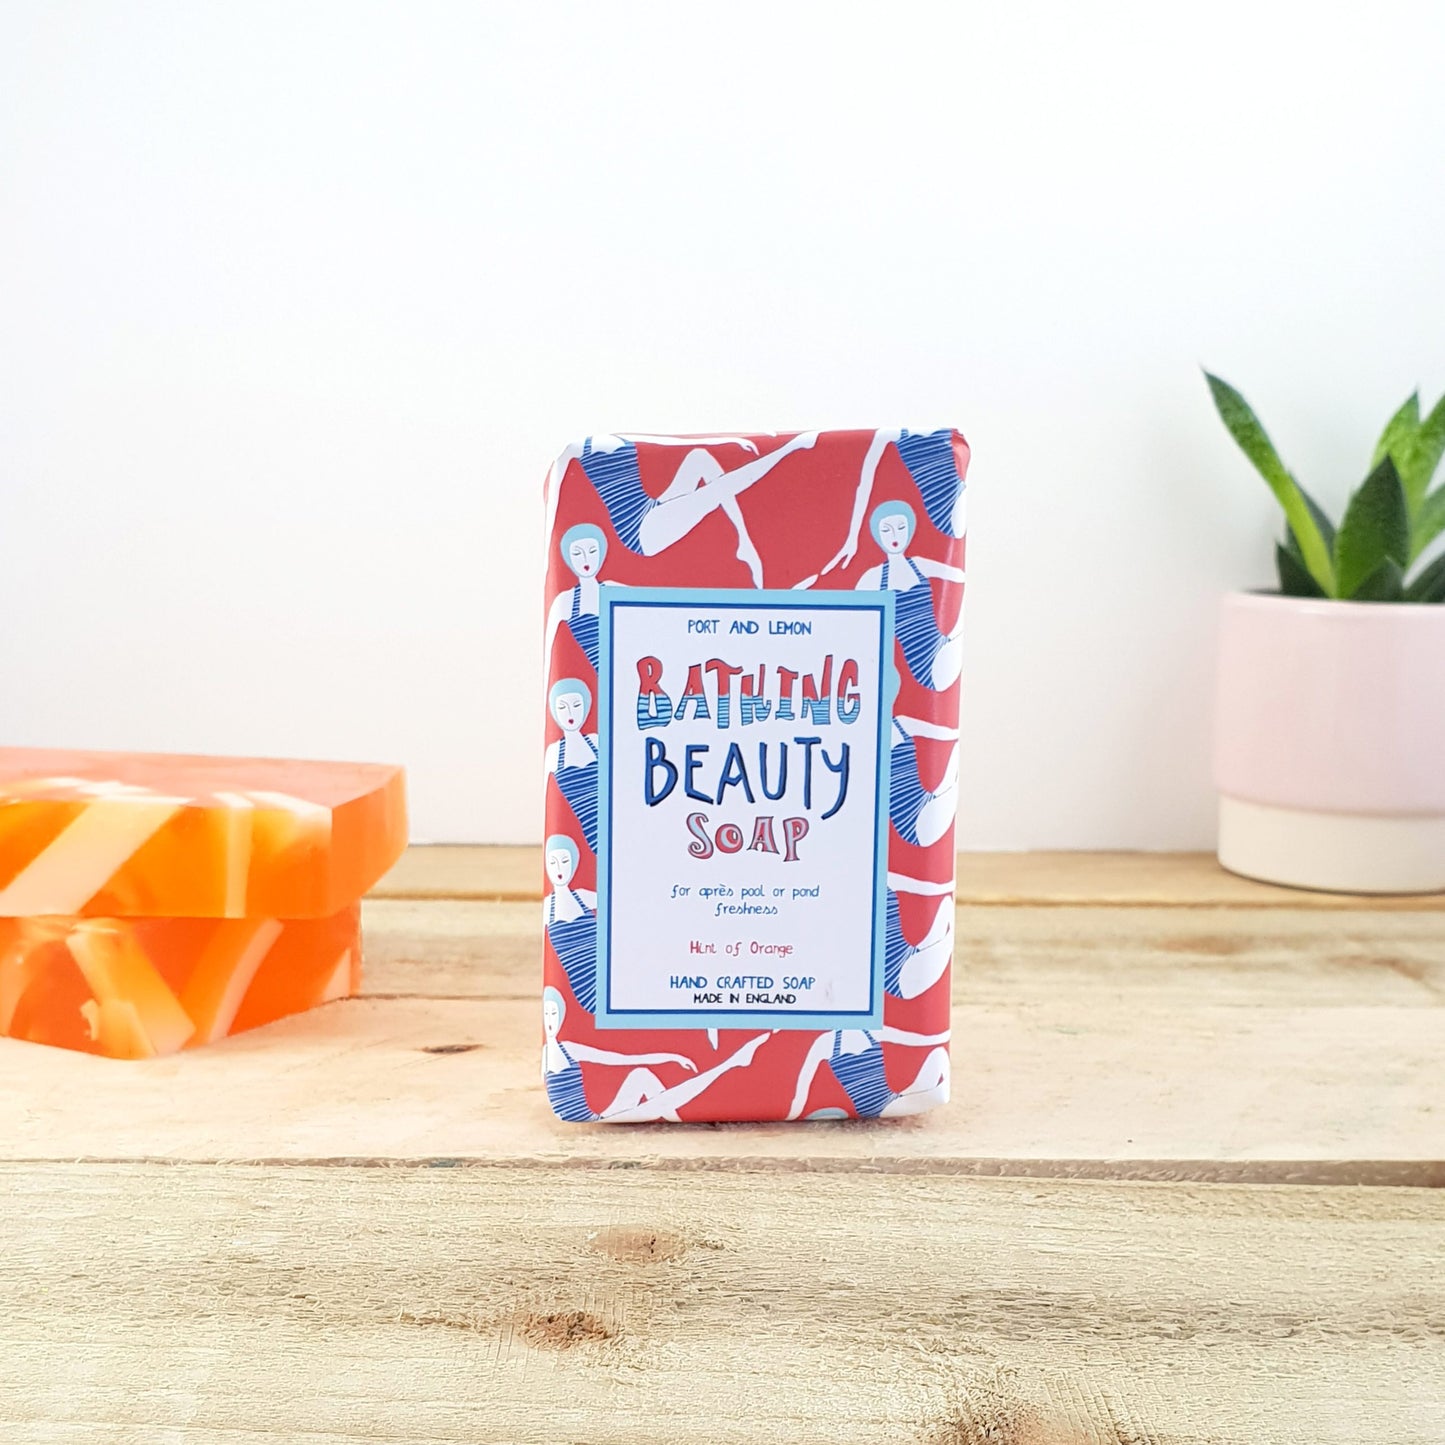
[636,433,819,568]
[897,895,953,999]
[601,1033,769,1122]
[658,448,767,586]
[880,1046,950,1116]
[916,743,959,848]
[931,629,965,691]
[949,483,967,538]
[927,592,967,691]
[600,1068,668,1116]
[545,434,758,560]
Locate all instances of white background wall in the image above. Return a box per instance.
[3,2,1444,848]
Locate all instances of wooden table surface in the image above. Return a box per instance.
[3,848,1442,1444]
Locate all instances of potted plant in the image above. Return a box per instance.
[1207,374,1445,892]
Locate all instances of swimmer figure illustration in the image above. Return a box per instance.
[855,500,965,692]
[542,988,768,1123]
[546,432,819,588]
[544,523,627,673]
[546,678,599,853]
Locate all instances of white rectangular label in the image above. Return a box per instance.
[596,588,892,1030]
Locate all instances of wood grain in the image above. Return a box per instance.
[7,850,1444,1440]
[374,844,1445,908]
[2,989,1440,1175]
[3,1163,1441,1444]
[360,898,1445,1005]
[374,843,538,899]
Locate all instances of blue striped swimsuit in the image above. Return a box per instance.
[555,735,599,852]
[887,555,947,689]
[889,720,930,847]
[829,1031,893,1118]
[567,586,600,671]
[579,438,654,555]
[547,889,597,1014]
[895,429,964,537]
[883,890,914,998]
[545,1042,594,1123]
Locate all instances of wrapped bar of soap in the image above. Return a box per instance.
[0,749,406,1058]
[542,429,968,1122]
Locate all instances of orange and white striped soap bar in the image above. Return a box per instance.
[0,749,406,918]
[0,748,406,1058]
[0,908,361,1059]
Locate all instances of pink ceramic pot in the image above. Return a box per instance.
[1215,592,1445,892]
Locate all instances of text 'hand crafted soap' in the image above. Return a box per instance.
[542,429,968,1123]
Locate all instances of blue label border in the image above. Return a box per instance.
[594,586,894,1031]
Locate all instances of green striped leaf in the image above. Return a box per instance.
[1371,391,1419,471]
[1404,552,1445,603]
[1411,486,1445,562]
[1205,372,1336,595]
[1405,393,1445,546]
[1283,482,1337,561]
[1276,542,1326,598]
[1349,557,1405,602]
[1335,457,1409,599]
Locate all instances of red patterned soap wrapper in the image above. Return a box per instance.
[542,429,967,1122]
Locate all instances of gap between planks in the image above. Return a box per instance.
[375,844,1445,909]
[360,897,1445,1006]
[3,1154,1441,1186]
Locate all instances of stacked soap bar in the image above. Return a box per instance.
[0,749,406,1058]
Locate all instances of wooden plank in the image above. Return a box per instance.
[374,844,1445,909]
[360,898,1445,1006]
[373,844,537,900]
[2,991,1441,1176]
[954,850,1445,910]
[2,1163,1440,1443]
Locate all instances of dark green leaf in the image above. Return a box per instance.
[1276,542,1326,597]
[1371,391,1419,472]
[1405,552,1445,603]
[1404,393,1445,537]
[1335,456,1409,598]
[1204,371,1336,594]
[1349,557,1405,602]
